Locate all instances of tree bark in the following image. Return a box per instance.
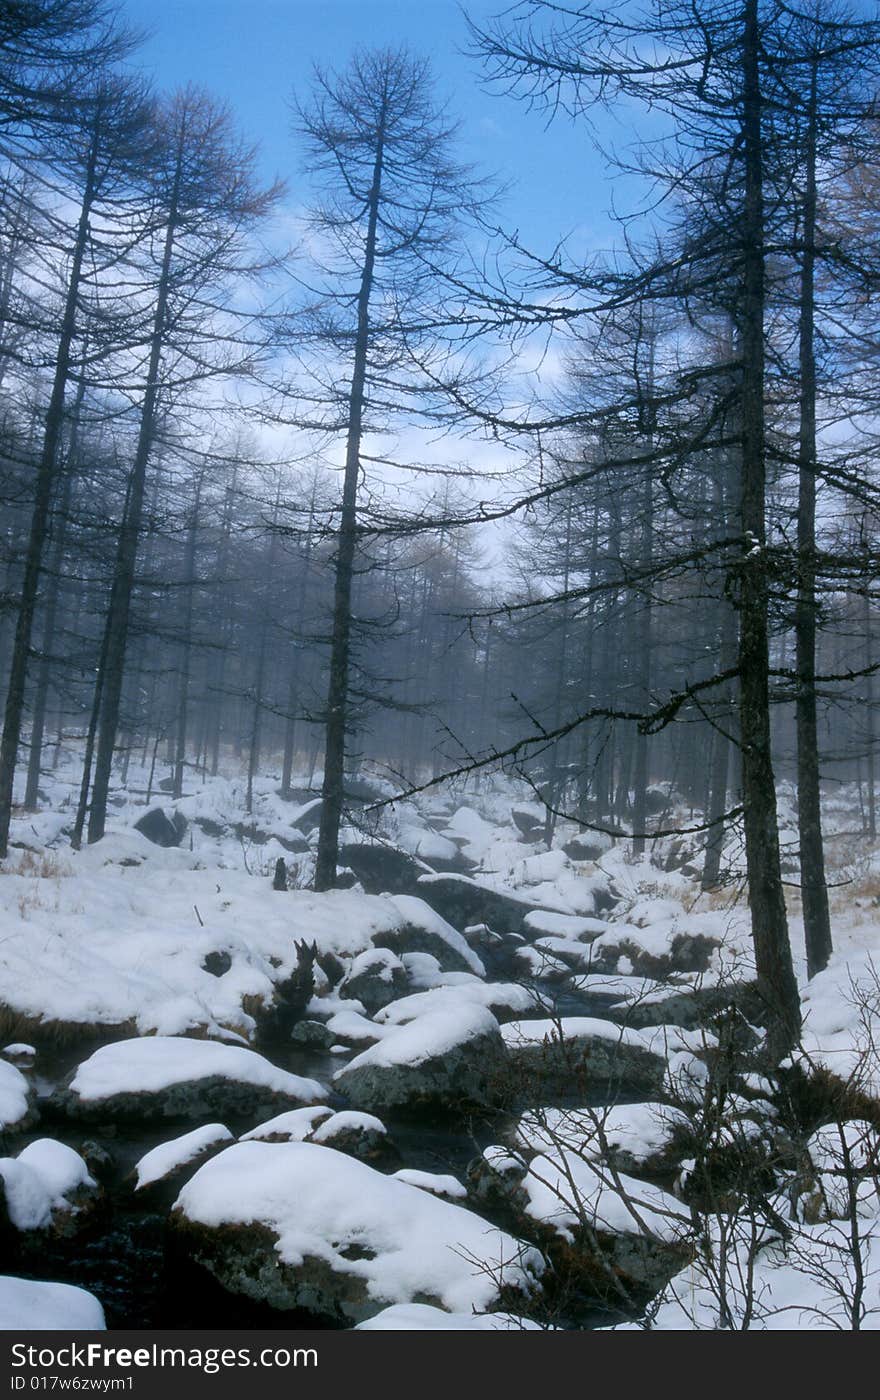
[314,117,386,890]
[795,56,832,979]
[738,0,801,1059]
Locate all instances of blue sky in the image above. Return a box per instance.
[121,0,622,259]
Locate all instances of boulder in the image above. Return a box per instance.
[500,1018,669,1100]
[415,874,540,936]
[131,1124,235,1206]
[334,1004,505,1113]
[339,842,427,895]
[370,895,485,976]
[49,1036,327,1124]
[339,948,408,1015]
[171,1141,543,1324]
[0,1140,99,1239]
[133,807,184,848]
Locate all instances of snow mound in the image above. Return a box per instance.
[0,1060,32,1131]
[0,1276,105,1330]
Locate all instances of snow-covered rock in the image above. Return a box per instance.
[334,1003,504,1112]
[50,1037,327,1123]
[0,1140,96,1235]
[133,1124,235,1194]
[500,1017,670,1098]
[338,948,408,1015]
[172,1141,544,1323]
[0,1059,36,1134]
[0,1276,105,1330]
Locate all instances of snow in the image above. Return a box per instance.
[175,1141,543,1315]
[515,1102,688,1166]
[0,844,482,1037]
[311,1111,387,1144]
[391,1169,467,1199]
[374,981,537,1026]
[618,1217,880,1329]
[67,1036,326,1105]
[0,1141,93,1230]
[134,1124,234,1189]
[241,1107,334,1143]
[0,1060,31,1130]
[522,911,606,940]
[355,1304,543,1330]
[0,1276,105,1330]
[520,1150,690,1245]
[335,1002,499,1076]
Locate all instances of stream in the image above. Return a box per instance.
[4,970,621,1329]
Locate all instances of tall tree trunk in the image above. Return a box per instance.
[314,118,386,890]
[87,157,181,844]
[795,57,832,979]
[738,0,800,1058]
[0,134,99,856]
[172,475,202,801]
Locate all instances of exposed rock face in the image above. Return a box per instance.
[339,949,408,1016]
[414,874,540,936]
[338,843,427,896]
[133,808,185,848]
[171,1142,544,1325]
[334,1006,506,1113]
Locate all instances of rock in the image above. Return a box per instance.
[131,1124,235,1206]
[133,807,184,848]
[310,1110,392,1163]
[290,1020,335,1049]
[415,874,540,937]
[354,1303,543,1330]
[563,832,613,862]
[339,948,408,1015]
[0,1140,99,1239]
[513,1102,690,1177]
[338,842,427,895]
[79,1140,115,1186]
[171,1141,543,1323]
[234,822,309,855]
[511,804,546,840]
[334,1004,506,1113]
[290,798,323,834]
[369,895,485,976]
[588,931,721,979]
[508,1147,692,1296]
[500,1018,669,1100]
[0,1060,38,1137]
[201,951,232,979]
[272,858,288,891]
[49,1036,327,1124]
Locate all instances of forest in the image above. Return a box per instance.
[1,0,880,1335]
